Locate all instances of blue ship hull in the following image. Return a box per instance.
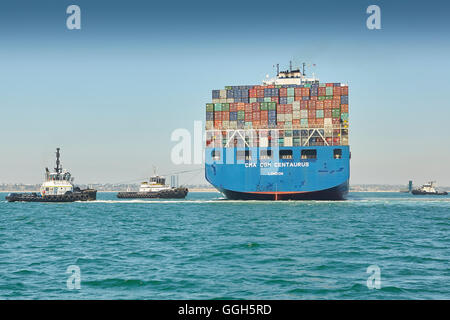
[205,146,350,200]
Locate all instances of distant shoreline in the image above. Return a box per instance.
[0,190,433,193]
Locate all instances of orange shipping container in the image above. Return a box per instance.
[341,104,349,112]
[301,88,310,96]
[341,86,348,95]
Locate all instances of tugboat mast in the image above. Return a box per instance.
[55,148,61,174]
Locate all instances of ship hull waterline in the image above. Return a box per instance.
[6,189,97,202]
[217,181,349,200]
[117,188,189,199]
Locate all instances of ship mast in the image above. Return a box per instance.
[55,148,61,174]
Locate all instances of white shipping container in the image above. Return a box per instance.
[300,110,308,118]
[206,121,214,130]
[259,137,269,147]
[219,89,227,99]
[229,121,237,129]
[285,114,293,122]
[293,110,301,119]
[277,114,285,122]
[284,137,293,146]
[222,121,229,129]
[324,118,332,125]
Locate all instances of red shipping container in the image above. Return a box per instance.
[331,99,340,108]
[285,104,293,113]
[324,100,332,109]
[292,119,300,125]
[222,111,229,121]
[341,104,349,112]
[310,96,318,101]
[333,87,341,96]
[214,120,222,128]
[277,122,285,129]
[237,103,245,111]
[257,89,264,98]
[252,102,259,112]
[214,112,222,121]
[245,113,253,121]
[267,85,275,88]
[318,87,326,96]
[309,101,316,108]
[326,83,333,87]
[341,86,348,95]
[324,109,332,118]
[294,88,302,96]
[229,103,237,112]
[245,103,252,113]
[277,105,285,113]
[252,120,260,128]
[253,111,260,121]
[271,96,279,103]
[249,89,257,98]
[316,118,324,126]
[333,137,340,145]
[294,96,302,101]
[300,101,308,110]
[279,88,287,97]
[332,118,340,125]
[308,110,316,118]
[316,101,324,109]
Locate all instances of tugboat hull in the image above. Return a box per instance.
[117,187,188,199]
[411,190,448,195]
[6,189,97,202]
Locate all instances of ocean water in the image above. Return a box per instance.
[0,191,448,300]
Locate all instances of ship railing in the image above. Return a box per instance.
[205,125,348,148]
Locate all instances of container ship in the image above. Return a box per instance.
[205,64,350,200]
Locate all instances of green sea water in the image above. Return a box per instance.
[0,192,449,299]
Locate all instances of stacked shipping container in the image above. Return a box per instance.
[206,83,349,147]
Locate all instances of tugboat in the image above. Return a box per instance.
[117,174,188,199]
[411,181,448,195]
[6,148,97,202]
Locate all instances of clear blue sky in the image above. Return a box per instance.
[0,0,449,186]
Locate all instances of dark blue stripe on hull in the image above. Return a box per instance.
[219,181,349,201]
